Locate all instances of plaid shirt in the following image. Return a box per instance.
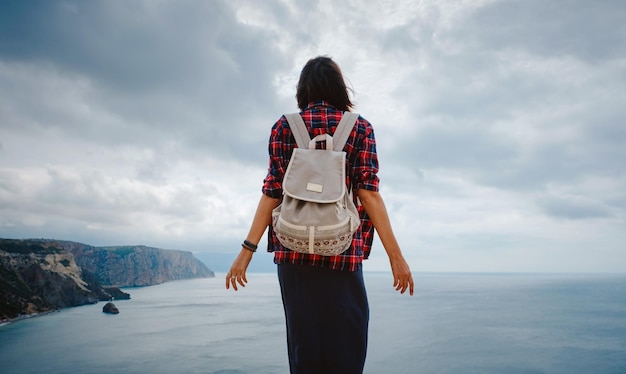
[262,101,380,271]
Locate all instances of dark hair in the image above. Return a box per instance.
[296,56,354,111]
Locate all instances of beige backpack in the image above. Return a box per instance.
[271,112,361,256]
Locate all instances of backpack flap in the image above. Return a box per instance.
[282,148,347,204]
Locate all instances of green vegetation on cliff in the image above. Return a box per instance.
[0,239,61,254]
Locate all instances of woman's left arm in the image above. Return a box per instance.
[357,188,415,296]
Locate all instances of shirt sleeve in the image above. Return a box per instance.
[262,117,288,198]
[352,119,380,192]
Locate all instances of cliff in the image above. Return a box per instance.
[58,241,214,287]
[0,239,214,322]
[0,239,129,321]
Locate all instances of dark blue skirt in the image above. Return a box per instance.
[277,263,369,374]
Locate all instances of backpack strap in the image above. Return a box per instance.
[332,112,359,152]
[284,113,311,149]
[284,111,359,151]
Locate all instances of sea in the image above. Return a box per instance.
[1,272,625,374]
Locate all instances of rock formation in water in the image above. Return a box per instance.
[0,238,214,322]
[102,302,119,314]
[103,287,131,300]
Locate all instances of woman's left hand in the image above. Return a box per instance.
[390,255,414,296]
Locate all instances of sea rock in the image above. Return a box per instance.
[102,302,119,314]
[103,287,131,300]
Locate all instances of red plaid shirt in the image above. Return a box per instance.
[262,101,380,271]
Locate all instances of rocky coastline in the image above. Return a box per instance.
[0,238,214,323]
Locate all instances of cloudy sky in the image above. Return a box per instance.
[1,0,625,273]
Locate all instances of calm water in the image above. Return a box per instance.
[1,273,625,374]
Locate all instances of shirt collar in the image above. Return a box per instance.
[303,100,335,111]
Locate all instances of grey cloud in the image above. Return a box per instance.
[0,0,291,165]
[380,24,420,53]
[469,0,626,62]
[605,196,626,212]
[473,138,623,191]
[382,0,626,187]
[0,163,217,230]
[394,105,626,195]
[536,194,613,220]
[582,96,626,151]
[395,121,518,171]
[0,1,261,92]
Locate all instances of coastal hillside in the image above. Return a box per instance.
[0,239,129,321]
[0,239,214,322]
[58,241,215,287]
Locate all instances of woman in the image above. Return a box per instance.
[226,56,414,374]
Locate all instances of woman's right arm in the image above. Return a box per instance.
[226,118,286,291]
[225,193,281,291]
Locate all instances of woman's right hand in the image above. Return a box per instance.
[225,248,254,291]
